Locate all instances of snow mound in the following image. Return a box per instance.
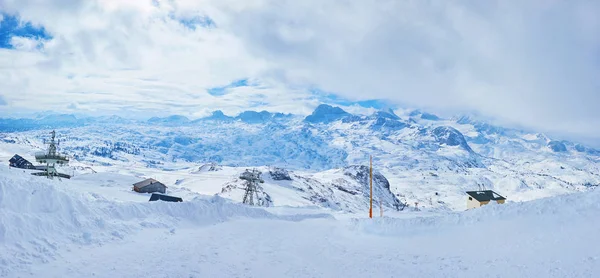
[0,168,330,275]
[351,188,600,236]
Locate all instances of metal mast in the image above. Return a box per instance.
[240,169,264,206]
[34,130,69,179]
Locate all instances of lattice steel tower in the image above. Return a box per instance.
[240,169,264,205]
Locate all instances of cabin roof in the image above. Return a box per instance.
[133,178,167,188]
[466,190,506,202]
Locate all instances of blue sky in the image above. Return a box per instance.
[0,0,599,144]
[0,13,51,49]
[207,79,249,96]
[174,14,216,30]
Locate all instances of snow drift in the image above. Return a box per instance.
[351,187,600,237]
[0,167,330,276]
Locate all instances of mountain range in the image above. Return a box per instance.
[1,104,599,211]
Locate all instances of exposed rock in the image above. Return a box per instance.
[342,165,406,210]
[432,126,473,152]
[198,162,222,172]
[269,167,292,181]
[548,141,568,152]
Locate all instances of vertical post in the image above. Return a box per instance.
[380,199,383,217]
[369,155,373,219]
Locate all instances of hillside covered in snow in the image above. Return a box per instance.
[0,163,598,277]
[1,104,599,211]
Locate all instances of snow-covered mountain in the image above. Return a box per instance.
[1,104,599,211]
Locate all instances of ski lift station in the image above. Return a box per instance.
[32,130,70,179]
[8,130,71,179]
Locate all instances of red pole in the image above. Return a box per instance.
[369,155,373,219]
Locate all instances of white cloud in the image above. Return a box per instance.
[215,0,600,140]
[0,0,291,117]
[9,36,44,51]
[0,0,599,143]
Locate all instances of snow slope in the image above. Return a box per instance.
[218,165,406,211]
[1,165,599,277]
[0,166,331,277]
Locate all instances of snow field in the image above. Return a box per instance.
[0,167,330,277]
[1,162,599,277]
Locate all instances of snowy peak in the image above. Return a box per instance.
[409,110,441,121]
[573,144,599,155]
[0,114,85,131]
[304,104,351,123]
[235,110,292,124]
[200,110,234,122]
[237,111,271,123]
[367,109,406,130]
[431,126,473,152]
[370,117,407,131]
[371,109,400,120]
[37,114,80,124]
[455,115,472,125]
[546,140,599,155]
[147,115,190,124]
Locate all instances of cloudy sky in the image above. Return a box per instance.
[0,0,599,143]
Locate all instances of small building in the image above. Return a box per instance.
[9,154,35,169]
[466,190,506,209]
[133,178,167,194]
[149,193,183,202]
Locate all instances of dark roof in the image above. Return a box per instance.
[133,178,167,189]
[149,193,183,202]
[466,190,506,202]
[9,154,35,169]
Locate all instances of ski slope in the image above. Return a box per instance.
[1,165,599,277]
